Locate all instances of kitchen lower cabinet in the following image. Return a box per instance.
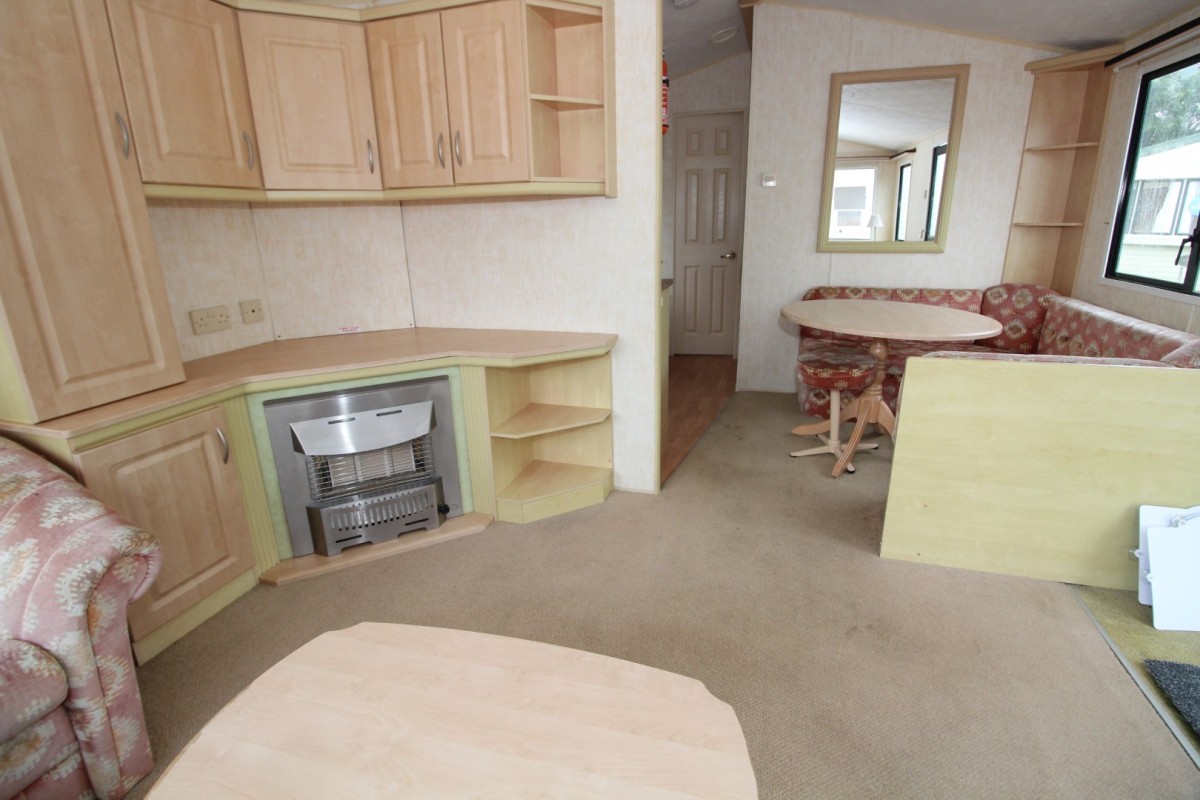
[0,0,183,424]
[75,406,256,660]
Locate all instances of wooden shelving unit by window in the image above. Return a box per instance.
[486,355,613,523]
[1003,47,1117,294]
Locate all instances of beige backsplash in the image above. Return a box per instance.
[148,199,416,361]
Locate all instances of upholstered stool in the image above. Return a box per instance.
[790,343,879,474]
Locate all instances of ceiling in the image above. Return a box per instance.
[837,77,956,152]
[663,0,1200,78]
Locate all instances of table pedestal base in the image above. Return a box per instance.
[791,398,878,474]
[832,396,895,477]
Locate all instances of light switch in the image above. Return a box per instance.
[761,173,777,187]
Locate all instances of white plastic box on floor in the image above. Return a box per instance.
[1136,505,1200,631]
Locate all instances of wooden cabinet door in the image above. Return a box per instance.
[77,407,256,640]
[367,13,454,189]
[239,11,382,190]
[0,0,184,424]
[105,0,262,188]
[441,0,531,185]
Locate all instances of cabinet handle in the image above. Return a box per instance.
[720,251,737,259]
[216,427,229,464]
[453,130,462,167]
[243,131,256,170]
[115,111,131,159]
[367,139,375,174]
[436,132,445,169]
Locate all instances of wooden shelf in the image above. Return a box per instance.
[1012,221,1085,228]
[491,403,610,439]
[1026,142,1100,152]
[258,512,492,585]
[495,461,612,523]
[530,94,603,108]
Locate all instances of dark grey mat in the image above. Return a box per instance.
[1145,660,1200,735]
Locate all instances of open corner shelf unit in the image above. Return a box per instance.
[1002,49,1114,294]
[486,353,612,523]
[526,0,606,184]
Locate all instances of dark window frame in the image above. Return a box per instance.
[1104,51,1200,295]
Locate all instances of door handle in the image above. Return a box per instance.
[453,130,462,167]
[367,139,375,174]
[720,251,737,259]
[115,111,131,159]
[436,132,445,168]
[216,427,229,464]
[243,131,255,170]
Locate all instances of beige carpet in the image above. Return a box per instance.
[128,392,1200,798]
[1074,585,1200,761]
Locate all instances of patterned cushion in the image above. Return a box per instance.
[797,340,996,418]
[976,283,1059,353]
[796,343,877,391]
[1161,339,1200,368]
[0,641,67,742]
[0,706,79,800]
[1037,297,1198,360]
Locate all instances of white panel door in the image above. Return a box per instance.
[671,112,745,355]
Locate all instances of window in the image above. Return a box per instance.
[1106,52,1200,294]
[829,167,876,240]
[895,163,911,241]
[924,144,947,241]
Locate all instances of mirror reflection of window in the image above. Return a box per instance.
[818,65,968,252]
[924,143,948,241]
[831,167,876,240]
[895,162,911,241]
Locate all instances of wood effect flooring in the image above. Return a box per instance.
[660,355,737,486]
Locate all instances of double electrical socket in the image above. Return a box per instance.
[189,299,266,335]
[189,305,231,335]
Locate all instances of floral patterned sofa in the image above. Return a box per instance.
[0,437,161,800]
[796,284,1200,418]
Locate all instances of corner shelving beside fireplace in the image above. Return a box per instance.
[485,354,613,523]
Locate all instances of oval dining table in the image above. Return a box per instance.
[780,299,1003,476]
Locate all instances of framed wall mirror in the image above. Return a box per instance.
[818,64,969,253]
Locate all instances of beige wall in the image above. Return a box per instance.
[1071,7,1200,333]
[402,0,661,493]
[662,52,753,280]
[737,4,1053,392]
[149,200,415,360]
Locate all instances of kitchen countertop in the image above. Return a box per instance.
[1,327,617,439]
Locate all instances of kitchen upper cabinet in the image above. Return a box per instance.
[366,12,454,188]
[75,406,256,644]
[368,0,530,188]
[239,11,382,191]
[105,0,262,189]
[0,0,184,424]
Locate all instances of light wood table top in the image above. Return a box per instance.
[144,623,758,799]
[780,299,1002,341]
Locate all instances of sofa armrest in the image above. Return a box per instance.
[0,439,161,798]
